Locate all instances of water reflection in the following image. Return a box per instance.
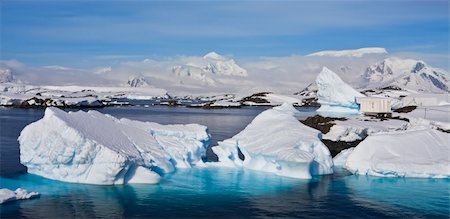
[1,168,449,218]
[345,174,450,217]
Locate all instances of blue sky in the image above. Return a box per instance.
[1,0,449,68]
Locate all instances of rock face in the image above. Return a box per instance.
[212,103,333,179]
[316,67,365,113]
[19,108,210,185]
[344,128,450,178]
[360,57,450,93]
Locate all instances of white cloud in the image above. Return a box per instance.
[1,49,447,96]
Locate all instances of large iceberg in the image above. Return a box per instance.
[212,103,333,179]
[19,107,210,185]
[316,67,365,114]
[345,128,449,178]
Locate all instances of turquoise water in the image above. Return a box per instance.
[1,169,448,218]
[0,107,449,218]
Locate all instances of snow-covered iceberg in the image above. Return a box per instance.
[332,147,354,167]
[212,103,333,179]
[316,67,365,114]
[0,188,39,204]
[345,128,449,178]
[19,107,210,185]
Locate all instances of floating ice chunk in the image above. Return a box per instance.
[212,103,333,179]
[0,189,16,204]
[19,107,210,185]
[0,188,39,204]
[345,128,450,178]
[316,67,365,113]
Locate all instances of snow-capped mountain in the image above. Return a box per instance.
[126,75,149,87]
[172,52,248,86]
[358,57,450,93]
[0,68,15,83]
[307,47,387,58]
[201,52,248,77]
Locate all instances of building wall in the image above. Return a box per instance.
[359,99,391,113]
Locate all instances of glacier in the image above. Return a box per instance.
[316,67,365,114]
[212,103,333,179]
[0,188,39,204]
[18,107,210,185]
[307,47,388,58]
[344,128,449,178]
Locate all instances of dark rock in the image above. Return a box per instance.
[321,139,364,157]
[300,115,346,134]
[240,92,271,104]
[393,106,417,113]
[167,100,180,106]
[300,97,320,107]
[381,85,403,90]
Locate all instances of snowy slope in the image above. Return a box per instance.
[345,128,449,178]
[212,103,333,179]
[307,47,387,58]
[359,57,450,93]
[316,67,365,113]
[323,116,408,142]
[19,108,210,185]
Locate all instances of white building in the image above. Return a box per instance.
[356,97,392,116]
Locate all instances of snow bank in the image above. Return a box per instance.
[0,188,39,204]
[212,103,333,179]
[332,147,354,167]
[345,128,449,178]
[316,67,365,114]
[19,107,210,185]
[323,116,408,142]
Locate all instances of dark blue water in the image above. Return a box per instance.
[1,107,449,218]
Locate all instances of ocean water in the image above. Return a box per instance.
[0,106,449,218]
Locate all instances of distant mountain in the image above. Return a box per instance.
[307,47,387,58]
[172,52,248,86]
[126,75,149,87]
[0,68,15,83]
[358,57,449,93]
[201,52,248,77]
[294,82,317,97]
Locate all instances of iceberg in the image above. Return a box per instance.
[332,147,354,167]
[345,128,449,178]
[316,67,365,114]
[0,188,39,204]
[212,103,333,179]
[19,107,210,185]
